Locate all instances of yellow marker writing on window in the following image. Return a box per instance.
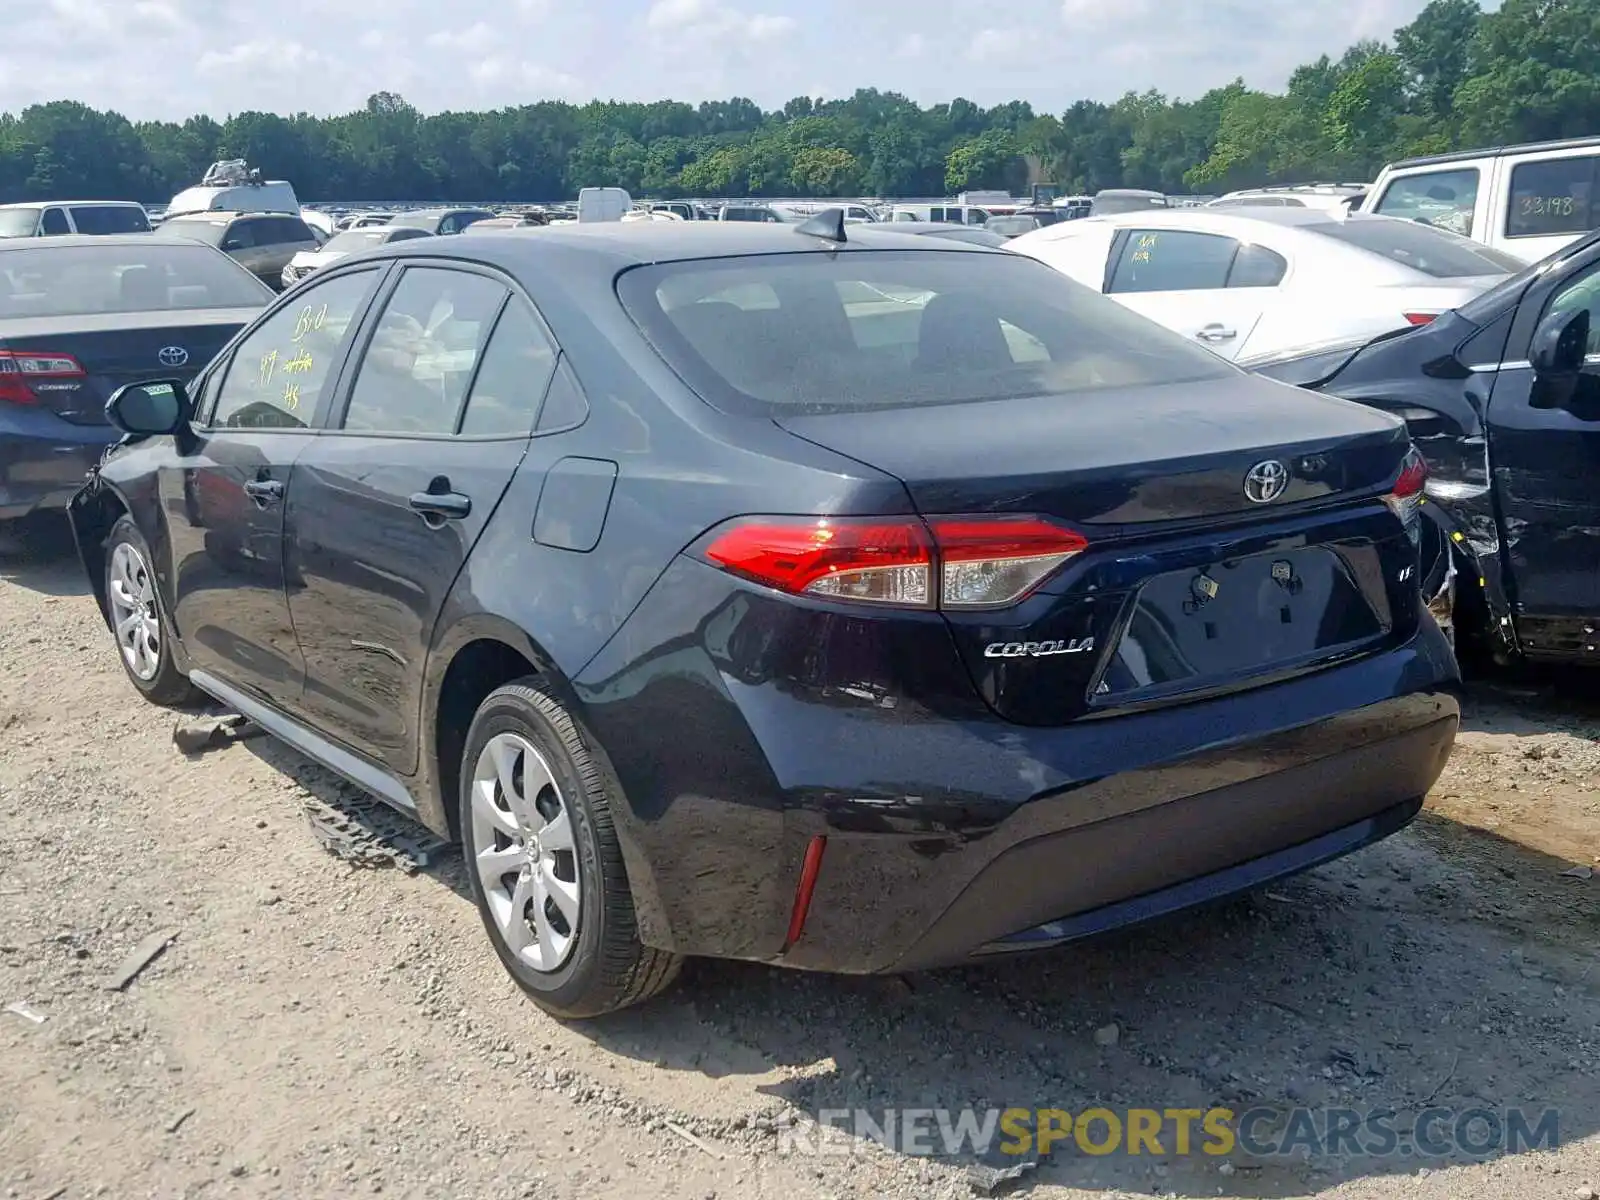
[293,302,329,342]
[282,382,301,410]
[284,348,315,374]
[259,348,278,385]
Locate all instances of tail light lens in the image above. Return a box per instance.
[700,515,1088,610]
[1402,312,1437,326]
[1384,448,1428,545]
[0,350,86,405]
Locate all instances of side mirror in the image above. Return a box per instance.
[106,379,189,436]
[1530,306,1590,378]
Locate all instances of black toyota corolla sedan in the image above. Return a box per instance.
[68,215,1459,1018]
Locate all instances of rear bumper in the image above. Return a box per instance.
[0,410,117,522]
[576,559,1461,973]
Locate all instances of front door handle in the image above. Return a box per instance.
[409,490,472,521]
[243,478,283,505]
[1195,324,1237,342]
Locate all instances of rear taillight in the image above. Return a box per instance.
[1402,312,1437,326]
[700,515,1088,610]
[1384,449,1428,545]
[0,350,86,405]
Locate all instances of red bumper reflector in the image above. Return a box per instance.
[784,835,828,949]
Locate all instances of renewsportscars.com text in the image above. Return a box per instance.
[775,1105,1560,1159]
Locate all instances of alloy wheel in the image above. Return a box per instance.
[470,731,582,972]
[107,542,162,681]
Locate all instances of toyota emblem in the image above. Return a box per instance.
[1243,459,1290,504]
[157,345,189,368]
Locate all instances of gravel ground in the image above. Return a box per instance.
[1,548,1597,1200]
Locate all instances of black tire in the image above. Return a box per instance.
[103,515,197,706]
[459,677,682,1018]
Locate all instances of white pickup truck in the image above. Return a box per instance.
[1361,135,1600,264]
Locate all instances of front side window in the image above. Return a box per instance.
[220,221,256,251]
[209,269,377,429]
[39,208,69,236]
[1543,263,1600,357]
[619,248,1234,415]
[1108,230,1240,293]
[1506,155,1600,239]
[1372,168,1479,238]
[340,267,508,434]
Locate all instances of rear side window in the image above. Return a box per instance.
[1372,168,1479,237]
[458,298,559,436]
[340,267,509,434]
[1109,230,1238,293]
[1227,243,1288,288]
[256,217,313,245]
[618,248,1234,415]
[1506,155,1600,238]
[1307,218,1522,277]
[69,205,150,234]
[40,208,70,236]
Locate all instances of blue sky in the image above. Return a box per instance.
[4,0,1434,120]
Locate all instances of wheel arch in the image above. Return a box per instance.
[420,615,671,950]
[67,478,132,631]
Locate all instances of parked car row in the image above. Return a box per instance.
[8,138,1599,1021]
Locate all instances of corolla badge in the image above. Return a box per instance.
[157,345,189,367]
[1243,459,1290,503]
[983,637,1095,658]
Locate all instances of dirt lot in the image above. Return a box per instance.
[1,548,1597,1200]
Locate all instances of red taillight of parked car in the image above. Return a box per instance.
[1383,448,1428,544]
[1402,312,1438,326]
[0,350,86,404]
[701,514,1089,610]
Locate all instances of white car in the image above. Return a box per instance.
[1008,207,1524,364]
[280,225,434,289]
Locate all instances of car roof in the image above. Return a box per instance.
[162,210,299,222]
[1387,134,1600,170]
[394,206,495,218]
[0,199,149,210]
[359,222,1002,269]
[0,233,171,253]
[1070,207,1382,233]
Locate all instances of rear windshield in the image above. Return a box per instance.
[1308,218,1523,278]
[0,242,271,318]
[324,228,393,253]
[617,248,1235,415]
[69,205,151,234]
[160,219,229,246]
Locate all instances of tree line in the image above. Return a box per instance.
[2,0,1598,205]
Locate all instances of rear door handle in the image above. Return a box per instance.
[1195,324,1237,342]
[243,478,283,504]
[409,490,472,521]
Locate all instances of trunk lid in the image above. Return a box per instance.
[775,374,1409,524]
[0,308,253,425]
[776,376,1421,724]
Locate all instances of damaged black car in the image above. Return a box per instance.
[1251,229,1600,668]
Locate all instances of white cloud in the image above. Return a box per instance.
[969,28,1025,63]
[895,32,925,58]
[426,22,500,55]
[645,0,795,42]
